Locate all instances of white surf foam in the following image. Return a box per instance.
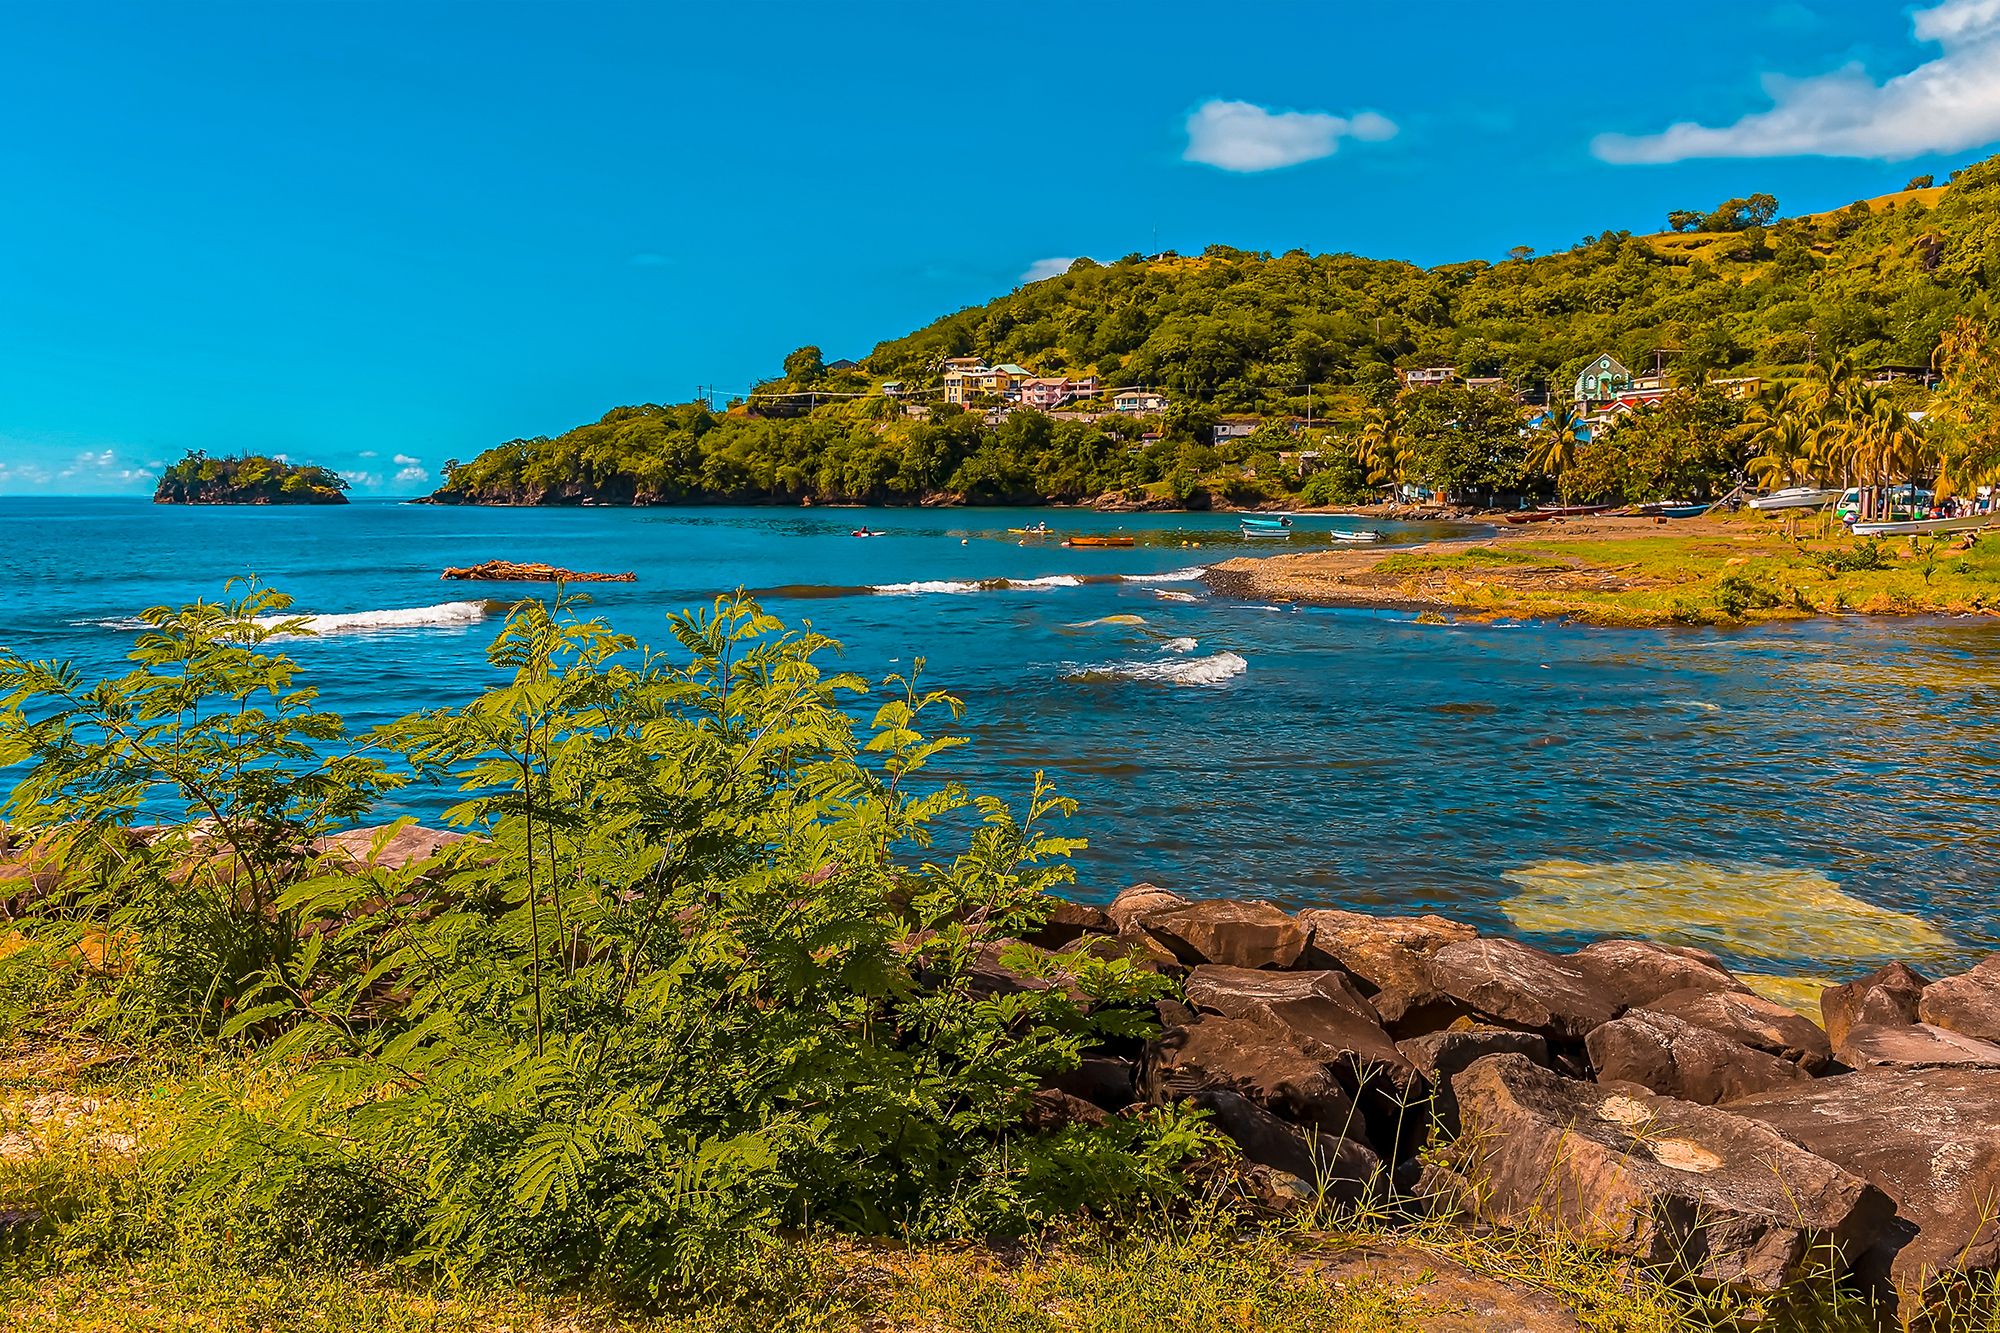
[1123,566,1208,584]
[1160,637,1198,654]
[261,601,496,635]
[1070,650,1247,688]
[1153,589,1202,603]
[870,574,1084,596]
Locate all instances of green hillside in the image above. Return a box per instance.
[430,157,2000,510]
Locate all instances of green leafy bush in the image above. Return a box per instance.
[1,589,1210,1302]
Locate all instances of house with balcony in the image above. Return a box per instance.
[1112,389,1168,414]
[941,360,1037,405]
[1402,366,1462,391]
[1017,375,1098,410]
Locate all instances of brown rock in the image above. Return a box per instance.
[1836,1022,2000,1069]
[1297,908,1474,1024]
[1022,899,1114,949]
[1567,939,1744,1010]
[1646,987,1835,1074]
[1729,1067,2000,1288]
[1424,938,1616,1042]
[1821,962,1929,1052]
[1104,882,1186,933]
[313,823,467,872]
[1146,1015,1360,1136]
[1452,1054,1894,1294]
[1585,1009,1810,1105]
[1183,965,1412,1086]
[1189,1089,1382,1203]
[1049,1056,1137,1112]
[1917,955,2000,1043]
[1022,1088,1107,1131]
[1307,1241,1584,1333]
[1140,899,1307,970]
[1396,1023,1549,1133]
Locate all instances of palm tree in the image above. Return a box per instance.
[1352,408,1402,493]
[1529,398,1586,489]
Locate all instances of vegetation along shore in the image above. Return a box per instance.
[5,589,2000,1331]
[153,452,351,506]
[1206,510,2000,626]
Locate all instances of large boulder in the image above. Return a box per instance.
[1297,908,1473,1026]
[1104,882,1187,933]
[1835,1022,2000,1070]
[1146,1014,1360,1136]
[1182,966,1412,1088]
[1566,939,1745,1010]
[1821,962,1928,1052]
[1022,899,1115,950]
[1917,955,2000,1043]
[1729,1067,2000,1288]
[1645,987,1835,1074]
[1396,1023,1549,1133]
[1423,938,1617,1042]
[1138,899,1308,970]
[1049,1055,1137,1112]
[1452,1054,1894,1294]
[314,823,466,872]
[1585,1009,1810,1105]
[1189,1089,1382,1205]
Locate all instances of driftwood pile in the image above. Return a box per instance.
[440,560,635,583]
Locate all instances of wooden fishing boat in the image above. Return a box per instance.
[1502,510,1563,525]
[1534,503,1621,517]
[1851,511,2000,537]
[1064,535,1135,548]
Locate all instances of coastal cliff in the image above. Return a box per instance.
[153,451,349,505]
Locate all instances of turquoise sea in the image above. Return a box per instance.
[4,496,1996,980]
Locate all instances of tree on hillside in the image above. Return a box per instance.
[1667,210,1703,233]
[1929,315,2000,492]
[783,345,826,384]
[1529,398,1586,488]
[1701,194,1780,232]
[1396,385,1527,504]
[1906,175,1934,191]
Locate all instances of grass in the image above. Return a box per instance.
[1346,513,2000,626]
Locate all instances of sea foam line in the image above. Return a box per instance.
[1068,650,1247,688]
[869,574,1084,596]
[261,601,498,635]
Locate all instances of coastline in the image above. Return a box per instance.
[1201,512,2000,627]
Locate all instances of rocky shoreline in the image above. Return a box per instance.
[11,821,1994,1309]
[1015,881,1999,1304]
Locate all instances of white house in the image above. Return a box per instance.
[1112,389,1168,414]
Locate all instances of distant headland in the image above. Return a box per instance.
[153,452,350,505]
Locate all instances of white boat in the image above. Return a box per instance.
[1748,487,1840,512]
[1329,529,1383,543]
[1239,523,1291,539]
[1851,511,2000,537]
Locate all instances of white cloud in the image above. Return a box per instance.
[393,453,421,465]
[395,465,429,485]
[1020,256,1076,283]
[1595,0,2000,162]
[1183,99,1397,172]
[56,449,152,486]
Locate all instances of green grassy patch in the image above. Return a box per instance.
[1373,546,1552,575]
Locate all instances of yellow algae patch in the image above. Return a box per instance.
[1501,859,1950,965]
[1735,973,1834,1017]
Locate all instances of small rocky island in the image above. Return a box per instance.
[153,451,350,505]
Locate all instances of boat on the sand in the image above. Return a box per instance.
[1748,487,1840,512]
[1851,511,2000,537]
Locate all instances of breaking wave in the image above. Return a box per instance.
[1122,566,1208,585]
[265,601,499,635]
[1153,589,1202,603]
[1160,637,1198,654]
[870,574,1085,596]
[1068,650,1247,688]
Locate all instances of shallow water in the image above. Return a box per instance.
[4,496,1997,974]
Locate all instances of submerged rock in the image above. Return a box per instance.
[1452,1054,1894,1294]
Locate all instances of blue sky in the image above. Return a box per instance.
[4,0,1998,495]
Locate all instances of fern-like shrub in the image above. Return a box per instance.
[1,589,1211,1302]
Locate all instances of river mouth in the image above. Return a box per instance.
[8,497,1998,974]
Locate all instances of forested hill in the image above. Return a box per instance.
[862,160,1998,411]
[429,156,2000,510]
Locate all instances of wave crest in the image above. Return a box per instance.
[265,601,499,635]
[1068,650,1247,688]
